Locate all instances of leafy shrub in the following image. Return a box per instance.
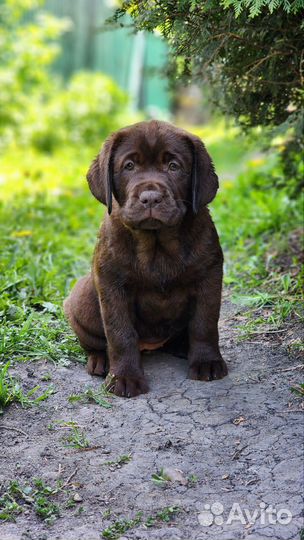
[25,72,129,152]
[113,0,304,192]
[0,0,132,152]
[0,0,70,147]
[114,0,304,129]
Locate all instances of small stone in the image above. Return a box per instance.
[163,467,188,485]
[73,493,83,502]
[233,416,246,425]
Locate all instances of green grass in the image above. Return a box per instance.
[61,426,90,449]
[102,454,132,468]
[0,146,102,370]
[101,506,181,539]
[212,150,303,338]
[290,384,304,398]
[0,478,68,524]
[0,476,86,524]
[68,384,112,409]
[0,123,302,404]
[47,419,93,448]
[145,505,181,527]
[151,468,171,486]
[0,361,54,414]
[101,513,143,539]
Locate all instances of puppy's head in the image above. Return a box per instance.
[87,120,218,230]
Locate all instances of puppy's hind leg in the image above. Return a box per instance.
[63,274,108,377]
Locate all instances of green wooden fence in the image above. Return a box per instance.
[45,0,170,113]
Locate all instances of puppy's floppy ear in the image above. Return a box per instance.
[190,136,219,213]
[86,133,118,215]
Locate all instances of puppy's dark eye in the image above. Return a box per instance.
[124,161,135,171]
[168,161,180,171]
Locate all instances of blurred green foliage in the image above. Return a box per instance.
[0,147,96,365]
[0,0,302,377]
[0,0,68,146]
[26,72,129,152]
[0,0,132,151]
[0,0,137,372]
[212,149,303,338]
[0,124,302,368]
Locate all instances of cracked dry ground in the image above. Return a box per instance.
[1,299,303,540]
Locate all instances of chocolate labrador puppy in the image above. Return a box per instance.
[64,120,228,397]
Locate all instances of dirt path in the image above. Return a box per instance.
[1,300,303,540]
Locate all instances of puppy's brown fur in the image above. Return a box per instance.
[64,120,228,397]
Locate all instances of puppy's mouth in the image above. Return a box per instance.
[137,217,163,230]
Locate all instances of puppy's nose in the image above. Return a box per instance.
[139,190,163,207]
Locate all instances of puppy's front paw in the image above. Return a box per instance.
[188,358,228,381]
[105,372,149,398]
[87,353,107,377]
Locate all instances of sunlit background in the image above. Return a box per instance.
[0,0,302,368]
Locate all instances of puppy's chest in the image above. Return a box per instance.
[135,255,180,286]
[134,240,186,284]
[131,252,199,318]
[134,287,190,325]
[133,245,206,291]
